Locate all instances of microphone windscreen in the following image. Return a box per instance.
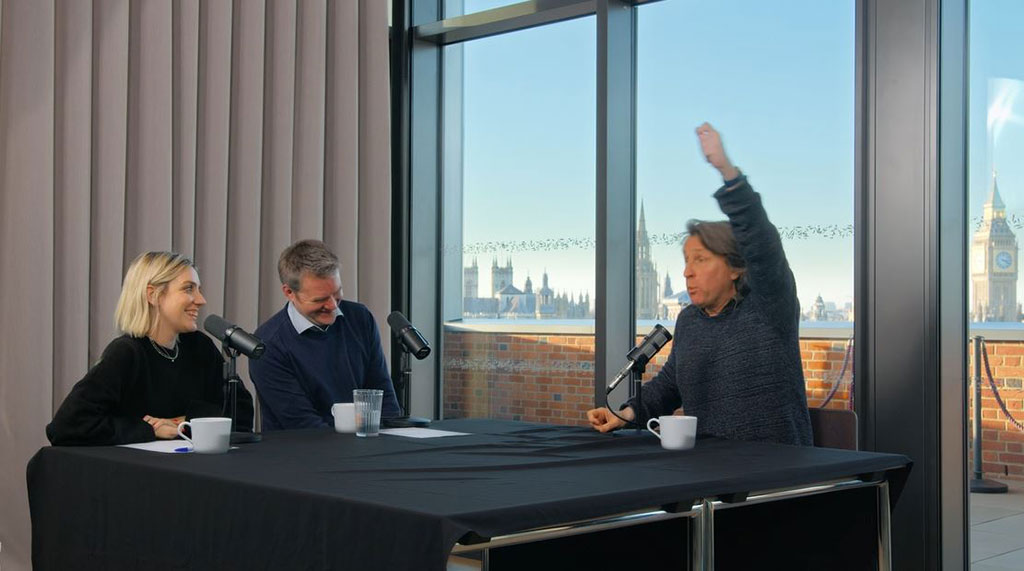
[204,314,232,340]
[387,311,412,332]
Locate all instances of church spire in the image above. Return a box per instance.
[638,201,650,242]
[989,169,1006,210]
[985,168,1007,222]
[637,200,651,260]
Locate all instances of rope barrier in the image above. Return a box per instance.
[980,339,1024,432]
[818,337,853,409]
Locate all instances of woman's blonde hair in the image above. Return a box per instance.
[114,251,195,337]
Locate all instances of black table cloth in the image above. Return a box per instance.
[28,419,910,570]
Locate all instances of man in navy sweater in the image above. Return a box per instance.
[250,239,401,430]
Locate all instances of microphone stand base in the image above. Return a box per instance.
[230,431,262,445]
[382,416,431,428]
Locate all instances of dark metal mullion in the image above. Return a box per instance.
[937,0,969,567]
[391,0,413,413]
[406,0,443,419]
[414,0,666,46]
[854,0,872,452]
[416,0,595,45]
[595,0,636,409]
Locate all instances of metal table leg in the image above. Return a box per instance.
[690,502,703,570]
[877,481,892,571]
[700,498,715,570]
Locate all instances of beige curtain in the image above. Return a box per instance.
[0,1,392,569]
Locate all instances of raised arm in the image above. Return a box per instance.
[697,123,799,327]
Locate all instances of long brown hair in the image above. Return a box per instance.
[685,220,749,295]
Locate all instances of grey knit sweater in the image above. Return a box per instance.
[629,177,813,446]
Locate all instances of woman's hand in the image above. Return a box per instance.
[143,415,184,439]
[586,406,633,433]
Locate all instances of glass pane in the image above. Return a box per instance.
[442,17,596,425]
[635,0,856,410]
[966,1,1024,491]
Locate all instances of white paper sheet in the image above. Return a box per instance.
[117,440,192,453]
[379,428,469,439]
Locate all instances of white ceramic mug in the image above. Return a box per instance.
[646,415,698,450]
[331,402,356,433]
[177,417,232,454]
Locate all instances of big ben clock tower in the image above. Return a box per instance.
[971,171,1019,321]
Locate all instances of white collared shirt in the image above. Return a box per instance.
[287,302,343,334]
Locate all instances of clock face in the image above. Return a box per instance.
[996,251,1014,271]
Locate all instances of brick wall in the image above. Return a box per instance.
[443,329,1024,482]
[442,331,854,424]
[968,341,1024,481]
[443,332,596,426]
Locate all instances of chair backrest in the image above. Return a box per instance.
[809,408,859,450]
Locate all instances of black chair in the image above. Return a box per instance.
[809,407,859,450]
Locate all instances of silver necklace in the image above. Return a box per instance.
[149,337,179,362]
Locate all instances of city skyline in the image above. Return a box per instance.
[460,252,857,322]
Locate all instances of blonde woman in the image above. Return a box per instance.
[46,252,253,446]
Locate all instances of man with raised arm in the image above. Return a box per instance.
[587,123,812,446]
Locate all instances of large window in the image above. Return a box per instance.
[441,16,597,424]
[635,0,856,409]
[966,1,1024,562]
[968,2,1024,327]
[415,0,856,426]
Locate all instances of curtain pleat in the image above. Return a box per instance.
[325,0,360,300]
[0,1,391,569]
[0,4,55,570]
[356,0,391,336]
[225,0,266,335]
[193,0,233,316]
[171,0,199,256]
[124,0,173,260]
[88,0,129,362]
[54,0,93,403]
[225,0,267,388]
[291,0,327,238]
[259,0,296,319]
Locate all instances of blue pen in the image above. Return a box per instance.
[174,447,192,453]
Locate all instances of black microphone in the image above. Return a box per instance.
[387,311,431,360]
[606,324,672,393]
[204,314,266,359]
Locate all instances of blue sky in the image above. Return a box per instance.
[453,0,1024,317]
[970,1,1024,227]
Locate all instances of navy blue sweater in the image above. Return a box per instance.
[628,177,813,446]
[250,301,401,430]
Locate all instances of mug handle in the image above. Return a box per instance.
[177,421,193,448]
[646,417,662,440]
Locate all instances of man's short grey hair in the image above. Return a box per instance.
[278,239,340,292]
[685,220,749,294]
